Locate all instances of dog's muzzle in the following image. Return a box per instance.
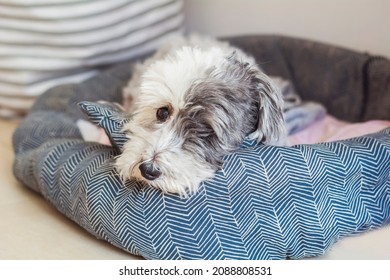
[139,162,161,181]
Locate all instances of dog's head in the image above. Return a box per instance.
[116,46,286,197]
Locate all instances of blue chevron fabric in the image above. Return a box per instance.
[12,97,390,260]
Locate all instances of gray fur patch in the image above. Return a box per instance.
[170,52,285,168]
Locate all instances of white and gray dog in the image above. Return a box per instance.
[79,36,287,197]
[112,35,287,197]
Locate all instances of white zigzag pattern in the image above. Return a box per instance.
[296,144,357,252]
[226,149,287,259]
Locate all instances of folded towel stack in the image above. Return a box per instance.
[0,0,184,117]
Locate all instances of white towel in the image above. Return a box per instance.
[0,0,184,117]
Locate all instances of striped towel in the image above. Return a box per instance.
[0,0,184,118]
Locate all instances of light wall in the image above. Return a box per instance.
[183,0,390,58]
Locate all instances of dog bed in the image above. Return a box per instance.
[13,35,390,260]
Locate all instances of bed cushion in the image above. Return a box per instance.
[12,35,390,260]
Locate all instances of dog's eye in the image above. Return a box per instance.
[156,106,170,122]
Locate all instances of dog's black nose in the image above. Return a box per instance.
[139,162,161,181]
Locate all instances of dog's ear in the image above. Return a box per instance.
[241,60,287,145]
[214,51,286,145]
[247,68,287,145]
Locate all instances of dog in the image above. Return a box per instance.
[113,35,287,197]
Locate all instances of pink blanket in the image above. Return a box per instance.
[289,115,390,145]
